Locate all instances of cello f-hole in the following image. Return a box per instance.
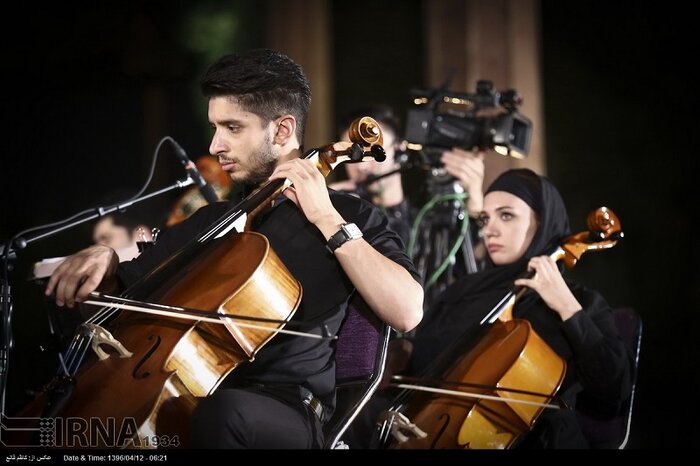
[430,412,451,449]
[132,334,162,379]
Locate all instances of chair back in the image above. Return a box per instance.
[323,299,391,449]
[577,307,642,448]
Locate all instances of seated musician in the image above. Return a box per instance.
[32,213,153,280]
[45,48,424,449]
[389,168,633,448]
[92,213,154,258]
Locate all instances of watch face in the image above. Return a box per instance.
[342,223,362,239]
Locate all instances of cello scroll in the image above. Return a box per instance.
[309,116,387,178]
[558,207,623,268]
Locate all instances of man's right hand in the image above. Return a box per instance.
[45,245,119,308]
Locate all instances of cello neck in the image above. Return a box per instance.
[481,246,565,324]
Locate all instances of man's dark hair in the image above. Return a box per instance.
[97,213,149,240]
[105,213,143,233]
[337,104,401,139]
[200,49,312,143]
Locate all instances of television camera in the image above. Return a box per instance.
[404,79,532,162]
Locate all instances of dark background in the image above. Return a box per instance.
[0,1,696,448]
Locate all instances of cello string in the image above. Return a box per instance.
[69,339,92,375]
[480,291,517,325]
[87,304,120,327]
[61,332,88,376]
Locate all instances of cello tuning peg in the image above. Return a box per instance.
[588,230,606,242]
[588,229,624,243]
[349,143,364,162]
[371,145,386,162]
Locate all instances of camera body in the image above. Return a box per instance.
[404,80,532,162]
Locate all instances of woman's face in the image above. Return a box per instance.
[480,191,539,265]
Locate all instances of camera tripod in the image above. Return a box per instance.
[408,174,482,310]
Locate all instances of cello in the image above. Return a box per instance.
[4,117,386,449]
[380,207,623,449]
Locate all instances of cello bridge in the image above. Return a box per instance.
[82,323,134,360]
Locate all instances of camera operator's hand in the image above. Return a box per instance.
[440,148,485,217]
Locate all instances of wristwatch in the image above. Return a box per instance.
[326,223,363,253]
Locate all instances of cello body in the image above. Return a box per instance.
[383,207,623,449]
[390,319,565,449]
[11,232,301,448]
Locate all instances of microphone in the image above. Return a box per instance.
[169,138,219,204]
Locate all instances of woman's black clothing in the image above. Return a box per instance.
[411,276,633,448]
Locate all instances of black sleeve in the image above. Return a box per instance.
[116,203,228,288]
[562,286,634,412]
[332,191,421,284]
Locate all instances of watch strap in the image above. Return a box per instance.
[326,223,362,253]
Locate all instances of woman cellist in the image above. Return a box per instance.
[385,168,633,448]
[44,48,423,449]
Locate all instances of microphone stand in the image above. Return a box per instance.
[11,177,195,249]
[0,175,197,416]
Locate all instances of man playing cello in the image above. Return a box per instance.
[45,48,423,449]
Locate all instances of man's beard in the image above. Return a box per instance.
[242,134,278,187]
